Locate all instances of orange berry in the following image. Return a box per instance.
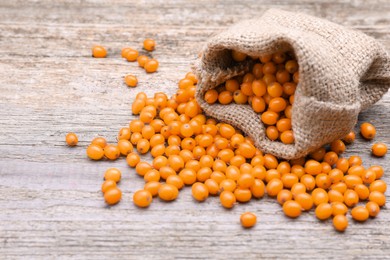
[92,45,107,58]
[143,38,156,51]
[240,212,257,228]
[372,143,387,157]
[101,180,116,193]
[104,144,120,160]
[360,122,376,140]
[366,201,380,217]
[104,187,122,205]
[133,190,153,208]
[65,133,78,146]
[124,74,138,87]
[144,59,159,73]
[283,200,301,218]
[158,184,179,201]
[192,182,209,202]
[333,215,348,232]
[86,144,104,160]
[315,203,332,220]
[277,189,293,205]
[220,190,236,208]
[351,206,369,222]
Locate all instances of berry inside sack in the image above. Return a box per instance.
[194,9,390,160]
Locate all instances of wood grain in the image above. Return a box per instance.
[0,0,389,259]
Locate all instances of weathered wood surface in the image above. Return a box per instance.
[0,0,389,259]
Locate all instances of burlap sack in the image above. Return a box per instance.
[193,9,390,160]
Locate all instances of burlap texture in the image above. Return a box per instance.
[193,9,390,160]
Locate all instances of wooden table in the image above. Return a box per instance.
[1,0,389,259]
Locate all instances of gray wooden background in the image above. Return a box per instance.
[0,0,389,259]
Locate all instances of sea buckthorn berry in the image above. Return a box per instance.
[360,122,376,140]
[144,59,159,73]
[369,165,384,179]
[252,79,267,97]
[348,165,365,177]
[179,168,197,185]
[366,201,380,217]
[218,91,233,105]
[344,189,359,207]
[237,142,256,159]
[304,160,322,176]
[233,90,248,104]
[300,174,316,191]
[219,179,237,193]
[315,203,332,220]
[240,212,257,229]
[266,126,279,141]
[330,182,347,195]
[234,188,252,202]
[281,174,298,189]
[362,169,376,184]
[277,189,293,205]
[92,45,107,58]
[276,70,290,84]
[276,161,291,175]
[101,180,116,193]
[295,193,314,211]
[133,190,153,208]
[343,175,363,189]
[263,62,277,74]
[143,38,156,51]
[312,188,329,206]
[285,60,298,74]
[280,130,294,144]
[321,162,331,174]
[135,161,153,177]
[104,168,121,183]
[104,144,120,160]
[276,118,292,133]
[91,137,107,148]
[251,179,265,198]
[265,169,281,183]
[328,190,344,203]
[125,49,139,61]
[348,156,362,167]
[323,151,338,166]
[369,191,386,206]
[144,169,160,183]
[330,140,346,154]
[192,182,209,202]
[137,55,149,67]
[252,63,264,78]
[331,202,348,216]
[129,120,145,133]
[264,154,278,169]
[118,127,131,140]
[118,139,133,156]
[268,97,287,112]
[204,89,219,104]
[309,147,326,161]
[204,179,219,196]
[267,82,283,98]
[238,173,255,189]
[336,158,349,173]
[144,181,161,197]
[104,188,122,205]
[158,184,179,201]
[369,180,387,193]
[266,179,283,197]
[87,144,104,160]
[333,215,348,232]
[121,47,131,58]
[354,184,370,200]
[291,165,305,178]
[351,206,369,222]
[225,79,239,92]
[65,133,78,146]
[342,131,355,144]
[283,200,302,218]
[126,152,140,167]
[232,50,247,62]
[220,190,236,208]
[137,139,150,154]
[251,97,266,113]
[166,175,184,190]
[124,74,138,87]
[372,143,387,157]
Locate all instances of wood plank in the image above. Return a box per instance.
[0,0,389,258]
